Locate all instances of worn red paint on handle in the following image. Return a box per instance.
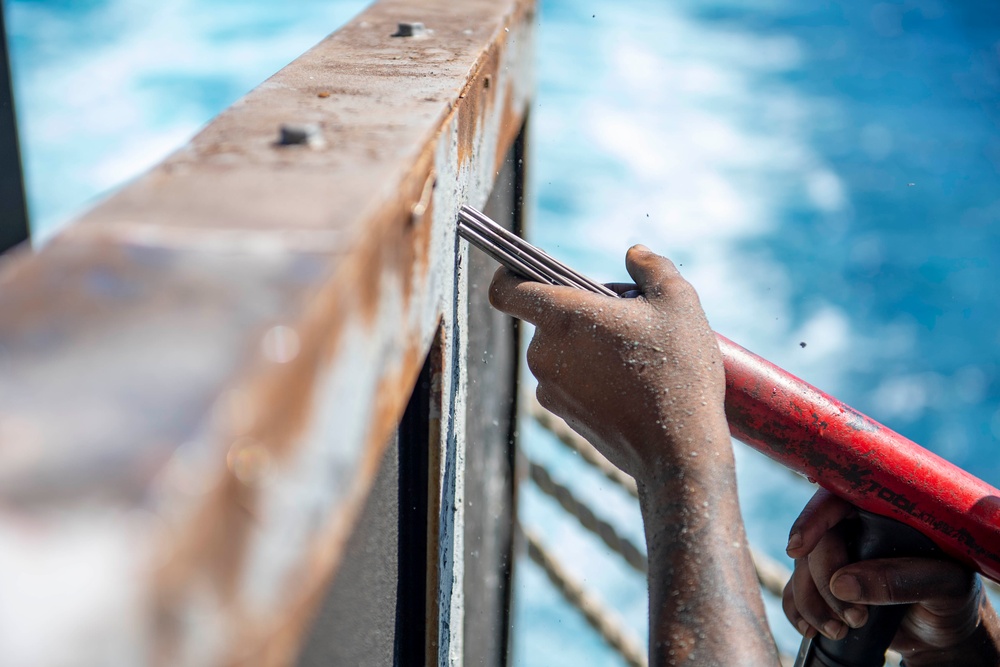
[718,334,1000,584]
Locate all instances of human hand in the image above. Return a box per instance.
[488,245,728,487]
[783,488,1000,666]
[491,245,779,665]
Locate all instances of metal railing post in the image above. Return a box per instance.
[0,1,29,253]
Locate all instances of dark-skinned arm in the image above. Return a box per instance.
[489,245,779,666]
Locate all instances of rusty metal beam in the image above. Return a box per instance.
[0,0,535,664]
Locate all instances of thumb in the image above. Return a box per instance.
[830,557,976,609]
[624,245,682,297]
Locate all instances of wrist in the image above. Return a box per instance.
[903,593,1000,667]
[635,446,740,550]
[630,406,735,492]
[637,442,777,666]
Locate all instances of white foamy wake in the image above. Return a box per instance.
[515,1,873,663]
[532,2,864,392]
[7,0,892,662]
[7,0,370,241]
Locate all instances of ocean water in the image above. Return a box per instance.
[5,0,370,241]
[7,0,1000,664]
[515,1,1000,664]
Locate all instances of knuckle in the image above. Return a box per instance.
[665,276,699,302]
[781,584,799,622]
[817,584,849,615]
[848,559,977,607]
[868,565,901,604]
[487,271,508,309]
[525,337,547,377]
[799,592,834,628]
[539,307,571,334]
[647,275,697,306]
[923,559,977,602]
[487,280,501,309]
[881,578,902,605]
[811,536,849,581]
[526,334,560,382]
[948,568,979,601]
[792,565,835,628]
[535,385,557,413]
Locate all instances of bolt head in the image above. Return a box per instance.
[278,123,324,148]
[392,22,427,37]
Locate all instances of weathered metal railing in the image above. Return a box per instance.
[0,0,533,665]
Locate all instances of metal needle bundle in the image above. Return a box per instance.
[457,205,618,298]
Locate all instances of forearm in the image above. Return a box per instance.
[637,418,778,666]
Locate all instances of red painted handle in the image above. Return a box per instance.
[718,334,1000,584]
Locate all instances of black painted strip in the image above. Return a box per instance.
[395,353,432,666]
[0,1,29,253]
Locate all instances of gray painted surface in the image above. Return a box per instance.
[462,136,523,667]
[297,438,400,667]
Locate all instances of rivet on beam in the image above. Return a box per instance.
[277,123,325,149]
[391,22,428,38]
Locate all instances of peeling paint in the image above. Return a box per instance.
[0,0,534,664]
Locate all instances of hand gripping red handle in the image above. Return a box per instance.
[718,334,1000,584]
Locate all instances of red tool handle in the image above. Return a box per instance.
[718,334,1000,584]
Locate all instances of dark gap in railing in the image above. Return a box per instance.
[395,351,433,666]
[499,120,529,665]
[0,0,29,253]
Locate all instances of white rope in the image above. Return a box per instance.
[528,458,647,574]
[525,398,792,596]
[526,395,639,498]
[524,528,648,667]
[525,399,920,665]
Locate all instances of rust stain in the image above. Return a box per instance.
[494,80,524,178]
[241,156,435,459]
[456,36,504,168]
[349,151,436,328]
[231,336,430,666]
[159,15,531,658]
[456,79,481,168]
[148,133,442,662]
[153,469,260,665]
[451,4,532,175]
[409,181,435,295]
[151,254,433,665]
[150,275,354,664]
[0,0,537,663]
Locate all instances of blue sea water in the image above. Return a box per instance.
[5,0,370,241]
[6,0,1000,664]
[516,1,1000,664]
